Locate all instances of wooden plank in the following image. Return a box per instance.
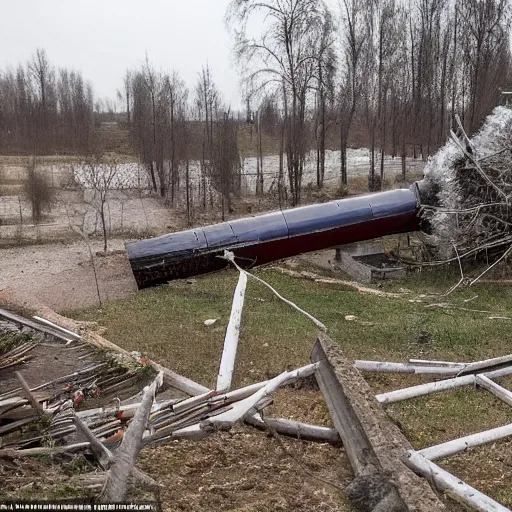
[0,442,90,459]
[406,451,510,512]
[312,332,445,511]
[0,308,77,342]
[73,414,113,469]
[0,416,38,435]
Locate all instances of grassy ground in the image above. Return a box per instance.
[68,256,512,509]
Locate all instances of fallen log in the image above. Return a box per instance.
[312,332,445,511]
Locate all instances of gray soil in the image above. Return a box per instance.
[0,239,138,312]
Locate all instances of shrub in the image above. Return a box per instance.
[23,160,54,223]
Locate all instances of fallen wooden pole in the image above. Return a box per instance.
[409,359,466,368]
[476,374,512,406]
[312,332,445,511]
[0,416,39,435]
[355,360,460,376]
[0,442,90,459]
[376,365,512,405]
[165,364,319,441]
[73,413,113,470]
[418,423,512,461]
[32,315,81,341]
[100,372,163,502]
[406,451,510,512]
[218,364,319,404]
[245,414,340,445]
[457,354,512,376]
[15,372,43,416]
[204,364,318,432]
[0,308,78,343]
[216,271,247,392]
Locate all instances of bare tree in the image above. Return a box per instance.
[338,0,365,185]
[212,111,241,221]
[28,48,52,153]
[195,65,220,209]
[76,156,120,253]
[0,49,94,155]
[227,0,335,205]
[460,0,511,133]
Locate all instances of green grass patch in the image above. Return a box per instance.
[70,264,512,507]
[71,265,512,387]
[0,331,32,356]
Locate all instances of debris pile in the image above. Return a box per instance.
[3,265,512,510]
[419,106,512,264]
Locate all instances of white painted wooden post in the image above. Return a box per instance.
[476,374,512,406]
[406,451,511,512]
[418,423,512,461]
[354,360,460,375]
[216,271,247,392]
[376,365,512,404]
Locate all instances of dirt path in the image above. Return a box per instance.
[0,239,137,312]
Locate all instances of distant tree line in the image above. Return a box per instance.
[0,48,95,154]
[1,0,511,208]
[120,58,241,222]
[228,0,512,201]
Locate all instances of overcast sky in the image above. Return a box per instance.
[0,0,242,108]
